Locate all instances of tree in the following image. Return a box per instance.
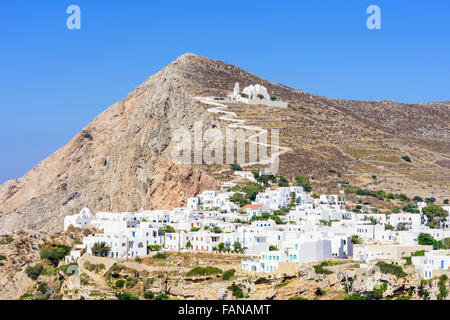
[40,247,67,267]
[277,176,289,187]
[293,175,311,192]
[163,225,176,233]
[91,242,111,257]
[417,233,434,246]
[269,245,278,251]
[25,264,43,280]
[413,196,423,202]
[425,197,436,204]
[442,238,450,250]
[241,182,263,201]
[186,240,192,249]
[417,233,442,250]
[229,193,250,207]
[232,241,243,253]
[351,235,362,245]
[423,204,448,229]
[257,94,264,99]
[217,242,226,253]
[289,192,297,204]
[250,169,260,179]
[444,199,449,205]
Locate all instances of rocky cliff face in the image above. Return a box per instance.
[0,53,449,233]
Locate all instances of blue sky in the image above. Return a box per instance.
[0,0,449,184]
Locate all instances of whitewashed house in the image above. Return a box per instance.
[64,208,95,231]
[412,250,450,279]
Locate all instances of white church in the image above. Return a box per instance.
[227,82,288,108]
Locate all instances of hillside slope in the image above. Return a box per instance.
[0,53,448,232]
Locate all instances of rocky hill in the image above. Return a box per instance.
[0,53,448,233]
[11,250,448,301]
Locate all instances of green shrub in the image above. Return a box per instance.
[227,283,244,298]
[25,264,43,280]
[230,163,242,171]
[147,245,162,252]
[153,252,168,259]
[186,266,222,277]
[438,274,449,300]
[105,264,124,279]
[115,279,125,288]
[313,264,333,275]
[125,276,138,288]
[293,175,311,192]
[319,261,346,267]
[116,292,139,300]
[155,292,169,300]
[375,261,407,277]
[84,261,96,272]
[144,291,155,299]
[37,282,47,294]
[0,235,14,244]
[135,257,142,263]
[40,246,67,267]
[222,269,236,281]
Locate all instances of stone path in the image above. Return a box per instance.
[194,97,293,175]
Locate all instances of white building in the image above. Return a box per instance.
[64,208,95,231]
[412,250,450,279]
[227,82,288,108]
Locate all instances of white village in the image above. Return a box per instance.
[64,182,450,279]
[63,84,450,284]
